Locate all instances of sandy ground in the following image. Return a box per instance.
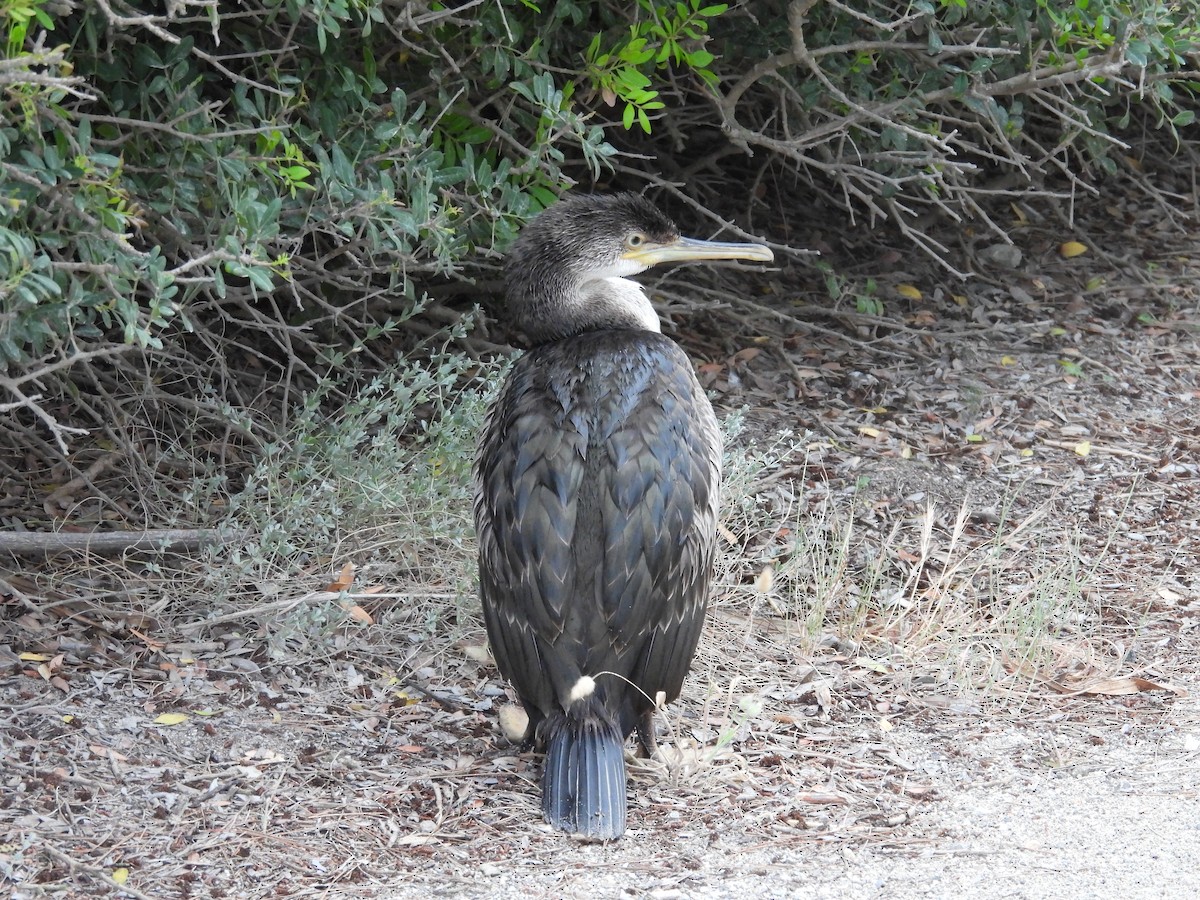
[713,696,1200,900]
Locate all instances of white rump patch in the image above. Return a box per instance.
[568,675,597,703]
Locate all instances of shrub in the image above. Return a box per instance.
[1,0,1195,513]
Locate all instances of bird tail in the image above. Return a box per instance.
[541,704,627,839]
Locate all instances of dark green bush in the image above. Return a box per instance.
[1,0,616,467]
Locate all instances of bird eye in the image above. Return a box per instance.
[626,232,646,249]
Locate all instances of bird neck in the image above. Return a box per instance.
[512,275,662,345]
[583,277,662,333]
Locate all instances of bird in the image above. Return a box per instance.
[473,192,773,839]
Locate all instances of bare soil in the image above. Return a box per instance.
[3,180,1199,898]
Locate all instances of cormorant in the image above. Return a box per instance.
[474,193,773,839]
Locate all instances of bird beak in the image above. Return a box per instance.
[622,236,774,267]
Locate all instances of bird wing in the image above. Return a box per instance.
[474,333,720,727]
[591,364,720,710]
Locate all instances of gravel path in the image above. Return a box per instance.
[713,692,1200,900]
[386,681,1199,900]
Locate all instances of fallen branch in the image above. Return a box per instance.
[0,528,243,557]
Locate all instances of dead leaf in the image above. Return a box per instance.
[1060,241,1088,258]
[91,745,129,762]
[153,712,190,726]
[895,284,923,300]
[396,833,441,846]
[1069,676,1187,697]
[855,657,889,674]
[973,415,998,432]
[812,679,832,710]
[799,792,850,805]
[240,749,286,765]
[129,628,164,651]
[340,602,373,625]
[325,562,355,592]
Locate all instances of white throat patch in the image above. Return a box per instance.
[596,277,661,333]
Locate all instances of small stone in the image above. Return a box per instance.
[978,243,1023,268]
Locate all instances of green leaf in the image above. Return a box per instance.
[529,185,559,210]
[246,266,274,292]
[459,126,493,144]
[1126,40,1150,68]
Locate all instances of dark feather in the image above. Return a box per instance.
[475,330,719,836]
[541,700,627,840]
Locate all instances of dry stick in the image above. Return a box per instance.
[6,759,114,790]
[732,294,939,363]
[716,0,1128,234]
[0,528,240,556]
[42,453,122,514]
[1039,440,1159,462]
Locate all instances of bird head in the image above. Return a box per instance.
[504,193,773,343]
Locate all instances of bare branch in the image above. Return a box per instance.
[0,527,240,557]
